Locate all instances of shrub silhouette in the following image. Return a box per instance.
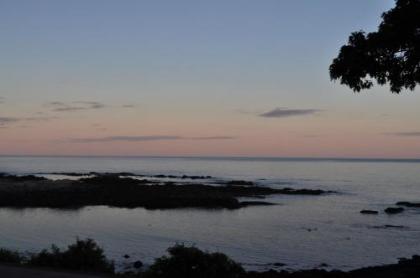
[0,248,24,264]
[28,238,114,274]
[144,244,244,278]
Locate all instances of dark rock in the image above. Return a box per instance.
[244,255,420,276]
[123,254,130,259]
[116,172,140,177]
[49,172,90,177]
[0,174,331,209]
[273,262,286,267]
[133,260,143,269]
[396,201,420,208]
[371,225,407,229]
[189,176,205,180]
[360,210,379,214]
[319,263,329,268]
[278,187,330,195]
[226,180,254,186]
[240,201,275,207]
[384,207,405,214]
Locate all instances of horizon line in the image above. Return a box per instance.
[1,154,420,162]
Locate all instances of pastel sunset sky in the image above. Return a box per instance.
[1,0,419,158]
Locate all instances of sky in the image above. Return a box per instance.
[1,0,419,158]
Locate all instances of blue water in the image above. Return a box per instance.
[1,156,420,271]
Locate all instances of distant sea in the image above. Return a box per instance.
[1,155,420,271]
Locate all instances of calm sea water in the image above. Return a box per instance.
[1,156,420,271]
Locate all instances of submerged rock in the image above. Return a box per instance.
[360,210,379,214]
[396,201,420,208]
[371,225,407,229]
[239,201,276,207]
[273,262,286,267]
[318,263,329,268]
[133,260,143,269]
[226,180,255,186]
[384,207,405,214]
[278,187,330,195]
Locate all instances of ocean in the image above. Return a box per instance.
[1,155,420,271]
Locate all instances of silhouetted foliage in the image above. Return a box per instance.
[330,0,420,93]
[144,244,245,278]
[138,247,420,278]
[0,173,47,181]
[28,238,114,274]
[2,239,420,277]
[0,248,24,264]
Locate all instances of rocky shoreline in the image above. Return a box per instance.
[0,173,332,209]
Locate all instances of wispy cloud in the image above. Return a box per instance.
[122,104,136,108]
[0,117,19,126]
[259,107,322,118]
[70,135,181,143]
[68,135,237,143]
[191,136,237,140]
[25,116,58,122]
[387,132,420,137]
[74,101,105,109]
[48,101,106,112]
[0,116,56,127]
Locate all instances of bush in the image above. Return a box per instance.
[144,244,244,278]
[28,238,114,274]
[0,248,24,264]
